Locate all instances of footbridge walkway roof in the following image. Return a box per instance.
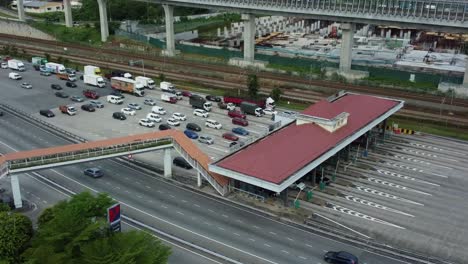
[0,130,229,196]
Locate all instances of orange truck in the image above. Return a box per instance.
[59,105,77,116]
[57,72,77,81]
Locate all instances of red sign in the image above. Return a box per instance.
[107,203,121,224]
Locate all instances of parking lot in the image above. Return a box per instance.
[0,62,276,177]
[304,133,468,262]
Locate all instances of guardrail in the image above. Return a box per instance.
[229,186,265,202]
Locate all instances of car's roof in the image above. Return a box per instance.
[86,167,100,171]
[337,251,358,260]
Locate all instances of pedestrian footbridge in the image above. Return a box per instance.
[0,130,229,208]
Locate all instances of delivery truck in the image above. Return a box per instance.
[160,81,175,92]
[84,75,105,88]
[32,57,47,70]
[135,76,156,89]
[84,65,102,76]
[223,96,275,109]
[8,59,25,71]
[161,93,177,104]
[189,95,212,111]
[59,105,77,116]
[110,77,145,97]
[240,101,264,117]
[45,62,66,74]
[57,72,77,81]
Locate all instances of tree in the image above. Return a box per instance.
[247,74,259,98]
[0,210,33,263]
[22,192,171,263]
[159,73,165,82]
[44,53,51,62]
[271,87,282,103]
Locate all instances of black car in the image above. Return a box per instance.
[66,81,77,88]
[324,251,359,264]
[51,84,62,90]
[110,90,125,98]
[206,95,221,102]
[173,157,192,169]
[229,141,245,148]
[81,104,95,112]
[112,112,126,120]
[159,124,171,131]
[39,109,55,118]
[0,111,3,116]
[55,92,69,98]
[186,123,201,132]
[315,175,331,186]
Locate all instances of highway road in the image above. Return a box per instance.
[0,105,409,264]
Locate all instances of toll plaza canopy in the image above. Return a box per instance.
[209,92,404,193]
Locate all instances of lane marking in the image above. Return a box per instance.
[234,233,240,236]
[218,227,225,231]
[269,231,277,235]
[248,238,255,242]
[177,211,184,216]
[208,146,229,153]
[264,244,271,248]
[281,250,289,254]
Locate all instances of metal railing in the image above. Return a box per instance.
[0,161,8,178]
[229,186,265,202]
[172,139,228,196]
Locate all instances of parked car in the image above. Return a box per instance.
[184,129,199,139]
[173,157,192,169]
[198,135,214,145]
[222,132,239,141]
[55,92,69,98]
[89,100,104,108]
[228,110,246,119]
[40,71,51,76]
[128,103,142,110]
[66,81,77,88]
[229,141,245,148]
[39,109,55,118]
[139,118,155,127]
[205,119,222,129]
[110,90,124,98]
[81,104,95,112]
[146,113,162,123]
[1,62,7,69]
[112,112,126,120]
[181,90,192,97]
[172,112,187,121]
[167,118,180,126]
[186,123,201,132]
[193,109,209,118]
[232,117,248,126]
[70,96,84,102]
[20,82,32,89]
[159,124,171,130]
[121,108,136,116]
[232,127,249,136]
[206,95,221,102]
[51,84,62,90]
[83,168,103,178]
[323,251,359,264]
[144,98,156,106]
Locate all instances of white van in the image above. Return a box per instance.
[8,72,21,80]
[107,95,123,104]
[151,106,166,115]
[205,119,222,129]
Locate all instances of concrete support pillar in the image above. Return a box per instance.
[11,175,23,209]
[163,148,172,178]
[242,13,255,63]
[339,23,354,73]
[407,30,411,39]
[381,119,388,140]
[97,0,109,42]
[280,188,288,207]
[17,0,25,21]
[63,0,73,28]
[197,172,202,187]
[463,58,468,86]
[163,5,176,57]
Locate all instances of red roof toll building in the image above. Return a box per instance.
[209,92,404,202]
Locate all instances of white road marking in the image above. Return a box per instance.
[161,205,168,209]
[137,195,143,199]
[217,227,225,231]
[204,222,210,225]
[146,185,151,189]
[248,238,255,242]
[208,209,214,213]
[208,146,229,153]
[287,237,294,241]
[170,194,175,198]
[194,204,201,207]
[177,211,184,215]
[264,244,272,248]
[181,200,187,203]
[222,214,228,218]
[233,232,240,236]
[269,231,277,235]
[327,204,406,229]
[236,219,243,223]
[299,256,307,260]
[281,250,289,254]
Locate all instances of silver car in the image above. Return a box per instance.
[20,82,32,89]
[144,98,156,106]
[128,103,142,110]
[84,168,103,178]
[70,96,84,102]
[89,100,104,108]
[198,135,214,145]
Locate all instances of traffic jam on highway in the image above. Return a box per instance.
[2,56,278,163]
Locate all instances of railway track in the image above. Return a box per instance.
[1,34,467,127]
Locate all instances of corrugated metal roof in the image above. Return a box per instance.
[216,94,400,185]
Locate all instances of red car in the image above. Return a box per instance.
[222,132,239,141]
[228,110,246,119]
[181,90,192,97]
[232,117,248,127]
[83,89,99,99]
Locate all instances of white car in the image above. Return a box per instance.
[167,118,180,126]
[193,109,209,118]
[263,108,278,116]
[172,112,187,121]
[8,72,21,80]
[139,118,155,127]
[151,106,166,115]
[146,113,162,123]
[226,103,236,111]
[144,98,156,106]
[128,103,142,110]
[205,119,222,129]
[121,108,136,116]
[1,62,7,69]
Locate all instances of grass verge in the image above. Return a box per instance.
[29,21,102,45]
[389,116,468,141]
